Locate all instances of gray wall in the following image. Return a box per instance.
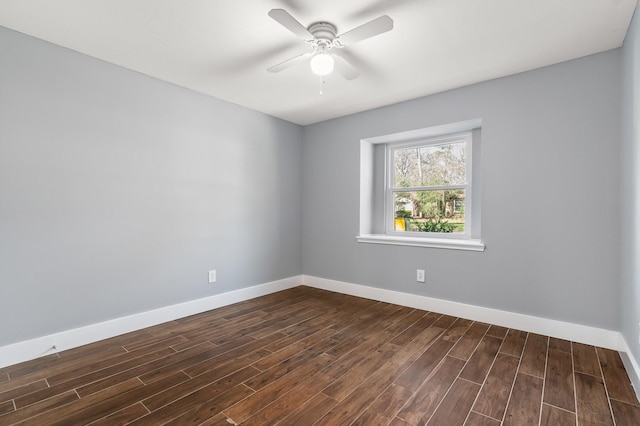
[0,27,303,346]
[621,7,640,373]
[0,21,629,349]
[302,50,621,330]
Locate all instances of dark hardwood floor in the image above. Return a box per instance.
[1,286,639,425]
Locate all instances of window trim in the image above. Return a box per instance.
[355,234,485,251]
[357,119,485,252]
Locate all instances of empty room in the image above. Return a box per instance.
[1,0,640,424]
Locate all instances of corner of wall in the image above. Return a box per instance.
[619,334,640,403]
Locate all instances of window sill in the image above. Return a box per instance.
[356,234,485,252]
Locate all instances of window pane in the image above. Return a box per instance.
[394,142,466,188]
[393,190,465,233]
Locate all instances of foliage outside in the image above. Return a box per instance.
[411,217,457,233]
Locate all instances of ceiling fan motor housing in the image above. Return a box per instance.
[307,22,338,49]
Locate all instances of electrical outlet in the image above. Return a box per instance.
[416,269,425,283]
[208,270,217,283]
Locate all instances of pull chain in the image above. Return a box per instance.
[319,76,326,95]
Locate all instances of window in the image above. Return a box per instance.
[387,132,471,238]
[357,120,484,251]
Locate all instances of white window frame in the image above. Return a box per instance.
[385,132,472,240]
[357,120,485,251]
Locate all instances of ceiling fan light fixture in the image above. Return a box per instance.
[310,52,334,76]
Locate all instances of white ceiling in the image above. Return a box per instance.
[0,0,637,125]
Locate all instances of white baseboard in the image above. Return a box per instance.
[4,272,639,401]
[301,275,640,402]
[302,275,623,351]
[303,276,640,402]
[0,276,302,369]
[618,336,640,402]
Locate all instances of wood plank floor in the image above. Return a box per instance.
[1,286,639,425]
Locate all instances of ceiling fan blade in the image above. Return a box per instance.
[332,53,360,80]
[335,15,393,46]
[267,52,312,73]
[268,9,314,40]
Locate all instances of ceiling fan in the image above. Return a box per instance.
[267,9,394,80]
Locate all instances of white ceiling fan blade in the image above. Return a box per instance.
[268,9,314,40]
[335,15,393,47]
[267,52,312,73]
[332,53,360,80]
